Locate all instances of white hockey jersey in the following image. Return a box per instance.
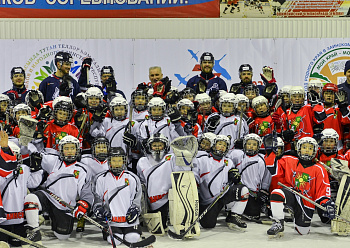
[227,149,271,193]
[205,113,248,149]
[0,149,42,225]
[40,151,93,211]
[94,170,141,228]
[138,117,180,143]
[132,109,149,122]
[195,153,235,205]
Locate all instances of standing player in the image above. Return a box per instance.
[3,67,28,105]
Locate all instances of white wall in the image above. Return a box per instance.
[0,18,350,39]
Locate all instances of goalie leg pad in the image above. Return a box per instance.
[170,171,200,238]
[143,212,165,236]
[332,174,350,235]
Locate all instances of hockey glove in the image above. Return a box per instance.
[82,57,92,69]
[30,152,42,172]
[28,91,43,109]
[74,109,86,129]
[262,83,277,100]
[94,206,111,221]
[73,200,90,220]
[92,103,108,123]
[123,131,137,149]
[126,204,140,224]
[258,189,270,205]
[136,83,149,92]
[260,66,276,84]
[234,139,244,150]
[321,200,336,220]
[271,112,283,129]
[36,105,52,121]
[282,129,295,143]
[307,89,321,107]
[336,90,349,116]
[167,107,181,123]
[206,113,220,132]
[74,93,87,109]
[33,121,46,139]
[196,79,207,94]
[229,83,242,94]
[3,124,12,136]
[105,75,117,93]
[164,91,180,105]
[228,168,241,185]
[59,75,74,97]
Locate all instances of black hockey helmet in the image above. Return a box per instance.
[92,135,110,162]
[54,51,73,66]
[200,52,214,64]
[10,67,25,79]
[108,147,127,176]
[100,66,114,77]
[131,89,149,111]
[239,64,253,74]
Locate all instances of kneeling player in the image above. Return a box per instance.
[267,137,334,237]
[196,135,249,230]
[93,147,142,245]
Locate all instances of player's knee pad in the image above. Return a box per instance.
[143,212,165,236]
[271,189,285,203]
[124,232,141,243]
[53,232,70,240]
[24,194,41,211]
[294,225,310,235]
[107,233,122,246]
[240,186,249,200]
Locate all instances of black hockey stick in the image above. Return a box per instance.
[0,227,47,248]
[42,188,156,248]
[167,183,232,240]
[241,214,272,225]
[278,182,350,224]
[106,217,117,248]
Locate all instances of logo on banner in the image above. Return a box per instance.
[174,49,231,88]
[23,44,101,90]
[305,43,350,87]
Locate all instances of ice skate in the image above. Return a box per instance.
[22,226,42,248]
[226,212,247,231]
[267,220,284,239]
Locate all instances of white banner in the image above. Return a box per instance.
[1,39,350,101]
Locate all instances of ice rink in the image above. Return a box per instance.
[40,214,349,248]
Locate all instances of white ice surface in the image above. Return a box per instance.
[39,214,350,248]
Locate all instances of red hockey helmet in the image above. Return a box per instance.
[322,83,338,94]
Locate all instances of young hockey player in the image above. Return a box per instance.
[205,93,248,149]
[250,96,276,139]
[177,99,202,137]
[93,147,142,245]
[23,135,93,242]
[196,135,249,229]
[130,88,149,122]
[198,132,216,153]
[180,87,196,102]
[227,134,271,219]
[0,132,42,247]
[24,90,45,117]
[10,104,32,138]
[195,93,216,129]
[0,94,10,130]
[266,137,334,237]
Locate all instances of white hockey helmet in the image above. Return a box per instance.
[219,93,235,117]
[109,96,128,121]
[13,103,31,118]
[0,94,10,105]
[25,90,44,108]
[251,96,269,117]
[290,86,305,97]
[277,137,284,147]
[233,94,249,110]
[296,137,318,161]
[177,98,194,110]
[320,128,339,154]
[308,79,324,92]
[243,133,262,156]
[147,133,169,162]
[148,97,166,121]
[85,87,103,101]
[211,135,231,158]
[195,93,211,105]
[58,135,81,163]
[279,85,292,95]
[198,132,216,152]
[52,96,73,126]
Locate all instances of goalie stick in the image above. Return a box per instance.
[42,188,156,248]
[278,182,350,224]
[167,183,233,240]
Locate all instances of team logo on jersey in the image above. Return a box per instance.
[131,121,135,127]
[294,171,311,190]
[224,159,228,166]
[234,118,238,125]
[167,119,171,125]
[334,110,338,119]
[19,167,23,174]
[125,178,129,186]
[258,121,270,135]
[165,155,172,161]
[54,132,68,147]
[73,170,80,179]
[290,116,302,131]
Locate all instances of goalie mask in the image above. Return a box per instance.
[219,93,235,117]
[252,96,269,118]
[171,136,198,167]
[109,96,128,121]
[148,97,166,121]
[198,132,216,152]
[180,87,196,102]
[25,90,44,110]
[92,136,110,162]
[108,147,127,177]
[53,96,73,126]
[13,104,31,122]
[147,133,169,162]
[290,86,305,110]
[131,89,149,112]
[58,135,81,163]
[243,133,262,156]
[177,99,194,121]
[322,83,338,106]
[0,94,10,113]
[85,87,103,110]
[195,93,212,115]
[320,128,339,155]
[297,137,318,161]
[211,135,230,160]
[234,94,249,113]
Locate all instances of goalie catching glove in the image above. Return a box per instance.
[73,200,90,219]
[126,204,140,224]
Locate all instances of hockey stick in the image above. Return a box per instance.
[106,217,117,248]
[0,227,46,248]
[42,188,156,248]
[167,183,232,240]
[77,113,88,139]
[241,214,272,225]
[277,182,350,224]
